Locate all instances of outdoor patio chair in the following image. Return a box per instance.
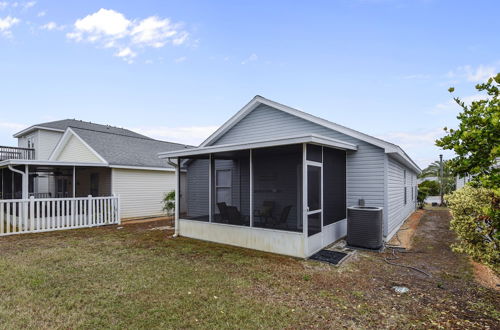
[226,206,249,225]
[274,205,293,229]
[254,201,275,225]
[217,202,230,223]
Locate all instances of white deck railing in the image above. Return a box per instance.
[0,195,120,236]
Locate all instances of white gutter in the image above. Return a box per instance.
[8,164,28,199]
[167,158,180,237]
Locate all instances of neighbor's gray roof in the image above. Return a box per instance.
[14,119,191,168]
[71,127,191,168]
[19,119,150,139]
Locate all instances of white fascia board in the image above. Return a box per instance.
[0,159,109,167]
[48,127,108,164]
[159,134,357,159]
[13,125,65,138]
[109,165,176,172]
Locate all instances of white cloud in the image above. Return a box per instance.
[376,128,454,168]
[429,93,487,115]
[0,16,20,36]
[174,56,186,63]
[40,21,62,31]
[0,2,8,10]
[132,126,219,146]
[114,47,136,63]
[241,53,258,64]
[447,63,498,83]
[402,73,431,80]
[465,64,496,82]
[130,16,182,48]
[23,1,35,9]
[37,10,45,17]
[69,8,130,41]
[67,8,189,62]
[0,120,25,131]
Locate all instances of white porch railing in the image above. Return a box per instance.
[0,195,120,236]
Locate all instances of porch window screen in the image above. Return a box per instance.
[181,156,210,222]
[252,144,302,232]
[211,150,250,226]
[306,144,322,163]
[323,147,346,225]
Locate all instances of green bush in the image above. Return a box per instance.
[418,180,440,196]
[162,190,176,216]
[417,189,428,209]
[446,186,499,273]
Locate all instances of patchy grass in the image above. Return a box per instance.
[0,211,498,329]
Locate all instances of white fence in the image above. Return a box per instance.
[0,195,120,236]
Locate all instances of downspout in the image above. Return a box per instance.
[8,165,28,199]
[167,157,180,237]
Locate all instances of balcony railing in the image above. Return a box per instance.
[0,146,35,161]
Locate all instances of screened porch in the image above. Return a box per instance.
[161,135,357,257]
[0,163,111,200]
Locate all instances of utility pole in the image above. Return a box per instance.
[439,154,443,206]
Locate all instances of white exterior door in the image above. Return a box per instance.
[306,162,323,255]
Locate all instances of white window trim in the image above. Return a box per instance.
[215,169,232,206]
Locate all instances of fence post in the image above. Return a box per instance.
[29,196,35,231]
[114,194,121,225]
[88,195,93,227]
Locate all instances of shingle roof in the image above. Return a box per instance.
[15,119,191,168]
[37,119,150,139]
[70,127,191,169]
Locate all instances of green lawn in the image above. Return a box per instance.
[0,211,498,329]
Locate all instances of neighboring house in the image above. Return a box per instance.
[159,96,421,258]
[455,157,499,190]
[0,120,190,219]
[455,174,473,190]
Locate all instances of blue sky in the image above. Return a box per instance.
[0,0,498,168]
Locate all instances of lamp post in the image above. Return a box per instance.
[439,154,443,206]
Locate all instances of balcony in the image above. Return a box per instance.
[0,146,35,161]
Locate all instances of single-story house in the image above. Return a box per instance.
[159,96,421,258]
[1,119,190,219]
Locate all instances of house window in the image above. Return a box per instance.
[215,169,232,206]
[403,169,407,205]
[27,135,35,149]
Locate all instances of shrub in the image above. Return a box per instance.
[162,190,176,216]
[418,180,440,196]
[446,186,499,273]
[417,189,428,209]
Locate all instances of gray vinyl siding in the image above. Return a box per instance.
[387,156,417,237]
[186,159,210,218]
[212,104,386,209]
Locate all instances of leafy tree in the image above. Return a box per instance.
[162,190,176,216]
[436,73,500,188]
[419,160,455,194]
[418,180,440,196]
